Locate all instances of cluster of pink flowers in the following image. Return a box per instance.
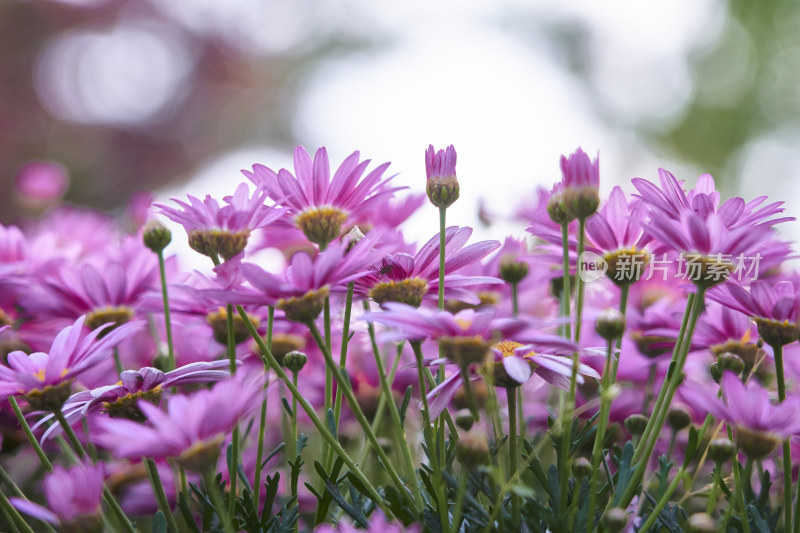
[0,143,798,532]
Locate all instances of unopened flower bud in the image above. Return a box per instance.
[547,191,573,225]
[456,431,490,468]
[455,409,474,431]
[687,513,716,533]
[499,258,529,285]
[269,334,306,367]
[283,351,308,373]
[143,221,172,253]
[709,362,722,383]
[425,145,459,209]
[602,508,629,533]
[595,309,626,341]
[717,352,744,377]
[572,457,592,479]
[624,414,648,436]
[707,438,735,464]
[667,407,692,432]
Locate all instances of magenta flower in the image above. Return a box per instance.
[11,462,104,529]
[425,144,457,180]
[94,372,264,471]
[0,315,142,410]
[243,146,401,248]
[157,183,286,260]
[681,372,800,457]
[709,279,800,346]
[39,361,232,433]
[354,226,501,307]
[560,147,599,189]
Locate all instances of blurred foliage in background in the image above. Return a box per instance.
[0,0,796,221]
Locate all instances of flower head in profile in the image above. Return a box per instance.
[709,279,800,347]
[95,372,264,472]
[355,226,501,307]
[0,315,142,411]
[244,146,401,249]
[11,462,104,531]
[425,144,459,209]
[42,361,231,432]
[681,372,800,458]
[158,183,286,260]
[560,147,599,219]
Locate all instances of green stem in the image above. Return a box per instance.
[586,339,616,525]
[637,463,689,532]
[609,284,630,381]
[225,303,238,515]
[357,344,405,466]
[459,365,480,422]
[507,388,520,527]
[574,217,586,342]
[0,489,35,533]
[560,223,572,340]
[235,305,389,513]
[204,470,235,533]
[773,342,793,533]
[438,207,446,311]
[54,410,85,459]
[291,370,299,500]
[634,293,695,462]
[362,305,423,504]
[157,250,176,371]
[145,458,179,533]
[113,347,123,375]
[253,306,273,507]
[334,283,355,432]
[705,463,723,515]
[305,320,422,513]
[9,396,52,471]
[617,288,706,510]
[450,469,469,533]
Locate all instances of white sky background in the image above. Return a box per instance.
[148,0,799,269]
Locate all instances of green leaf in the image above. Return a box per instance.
[152,511,167,533]
[326,409,337,440]
[399,386,412,426]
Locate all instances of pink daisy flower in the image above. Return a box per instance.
[243,146,402,248]
[157,182,286,260]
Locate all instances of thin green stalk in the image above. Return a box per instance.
[637,462,689,532]
[362,305,423,504]
[585,339,616,524]
[334,283,355,430]
[451,469,469,533]
[0,502,21,533]
[438,207,446,311]
[157,250,176,371]
[204,470,235,533]
[357,344,404,466]
[225,303,238,515]
[705,463,723,515]
[459,365,480,422]
[235,305,390,514]
[291,370,299,499]
[574,217,586,342]
[617,288,706,510]
[54,410,85,459]
[773,342,793,533]
[253,306,273,507]
[507,388,520,527]
[0,489,35,533]
[9,396,52,471]
[113,347,123,375]
[634,294,695,462]
[560,223,572,340]
[608,283,630,381]
[145,458,179,533]
[305,320,422,513]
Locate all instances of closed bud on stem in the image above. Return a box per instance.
[143,221,172,253]
[717,351,744,378]
[283,351,308,373]
[602,508,629,533]
[667,407,692,432]
[595,309,626,341]
[425,144,459,209]
[456,431,490,468]
[624,414,648,436]
[547,192,573,225]
[499,258,529,285]
[454,409,474,431]
[571,457,592,479]
[707,438,735,464]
